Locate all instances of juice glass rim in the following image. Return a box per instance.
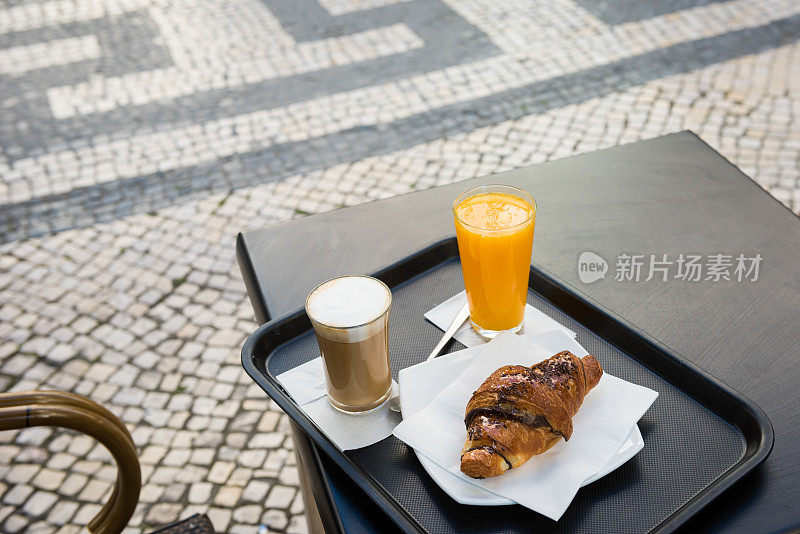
[305,274,392,331]
[452,183,537,233]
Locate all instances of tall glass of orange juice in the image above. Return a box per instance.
[453,184,536,338]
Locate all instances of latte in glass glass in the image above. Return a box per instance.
[305,276,392,414]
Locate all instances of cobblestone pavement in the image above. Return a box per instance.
[0,0,799,532]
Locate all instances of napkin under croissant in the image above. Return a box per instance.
[461,350,603,478]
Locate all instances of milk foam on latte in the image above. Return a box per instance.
[306,276,391,342]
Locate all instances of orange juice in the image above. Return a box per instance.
[453,186,536,337]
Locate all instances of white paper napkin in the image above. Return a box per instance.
[276,358,401,450]
[393,330,658,520]
[425,291,576,347]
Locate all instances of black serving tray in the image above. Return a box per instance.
[241,238,773,534]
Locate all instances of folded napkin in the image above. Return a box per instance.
[425,291,576,348]
[276,358,401,450]
[393,330,658,520]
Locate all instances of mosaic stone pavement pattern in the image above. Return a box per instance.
[0,0,799,531]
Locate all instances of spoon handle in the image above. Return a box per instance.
[426,302,470,361]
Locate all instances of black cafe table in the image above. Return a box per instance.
[237,132,800,533]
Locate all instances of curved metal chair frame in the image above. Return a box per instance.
[0,391,141,533]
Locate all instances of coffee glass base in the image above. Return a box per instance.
[470,318,524,340]
[327,385,392,415]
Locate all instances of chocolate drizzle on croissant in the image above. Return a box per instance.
[460,350,603,479]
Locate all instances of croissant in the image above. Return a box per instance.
[461,350,603,478]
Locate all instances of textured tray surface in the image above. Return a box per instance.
[265,259,744,533]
